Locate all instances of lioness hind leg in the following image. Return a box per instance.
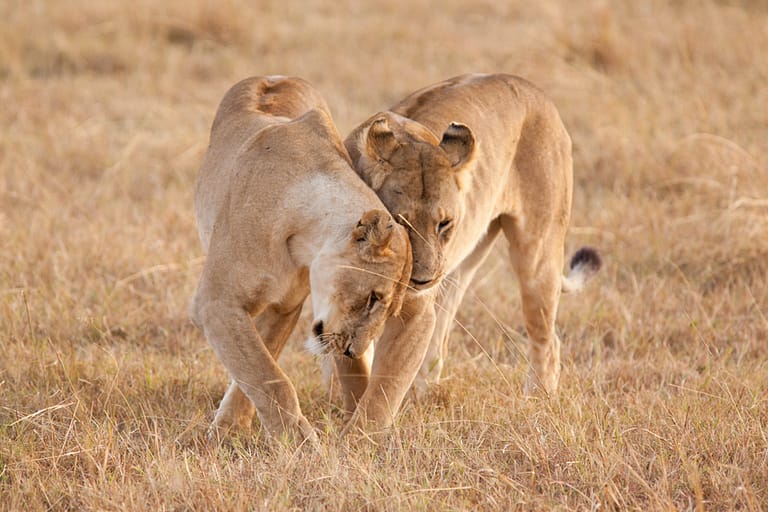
[416,219,502,392]
[501,217,566,396]
[211,380,256,440]
[210,303,304,439]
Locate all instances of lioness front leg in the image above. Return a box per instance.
[417,219,502,391]
[332,352,371,420]
[195,299,317,446]
[341,294,435,437]
[212,380,256,438]
[210,303,304,439]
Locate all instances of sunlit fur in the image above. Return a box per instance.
[346,74,602,395]
[190,76,411,445]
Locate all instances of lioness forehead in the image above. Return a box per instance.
[385,171,453,211]
[386,144,453,198]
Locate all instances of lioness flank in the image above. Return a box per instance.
[190,76,413,445]
[345,73,601,396]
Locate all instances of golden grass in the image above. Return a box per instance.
[1,0,767,509]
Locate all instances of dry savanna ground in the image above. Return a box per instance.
[2,0,767,510]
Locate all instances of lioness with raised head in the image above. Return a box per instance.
[190,76,420,445]
[345,73,601,395]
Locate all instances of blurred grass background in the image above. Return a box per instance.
[1,1,767,509]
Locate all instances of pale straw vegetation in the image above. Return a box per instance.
[1,1,767,509]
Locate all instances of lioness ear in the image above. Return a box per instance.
[367,116,398,161]
[439,122,475,167]
[356,116,398,190]
[352,209,395,260]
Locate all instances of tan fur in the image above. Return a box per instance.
[190,76,420,445]
[345,73,600,396]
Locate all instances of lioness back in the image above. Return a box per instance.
[194,76,343,250]
[210,76,332,134]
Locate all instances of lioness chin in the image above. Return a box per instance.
[190,76,418,446]
[345,73,601,395]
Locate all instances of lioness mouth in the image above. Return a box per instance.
[410,277,437,289]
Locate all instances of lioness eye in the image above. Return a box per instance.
[366,291,382,311]
[437,219,453,234]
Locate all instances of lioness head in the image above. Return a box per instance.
[347,112,475,291]
[308,209,412,359]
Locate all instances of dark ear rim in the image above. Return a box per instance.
[439,122,475,167]
[370,115,390,132]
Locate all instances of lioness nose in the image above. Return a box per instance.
[312,321,323,338]
[343,345,354,358]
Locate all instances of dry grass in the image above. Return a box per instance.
[2,0,767,510]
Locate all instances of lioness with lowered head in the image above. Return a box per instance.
[190,76,416,445]
[345,73,601,395]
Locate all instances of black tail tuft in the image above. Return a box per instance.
[570,247,602,272]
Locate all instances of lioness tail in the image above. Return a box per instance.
[561,247,602,293]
